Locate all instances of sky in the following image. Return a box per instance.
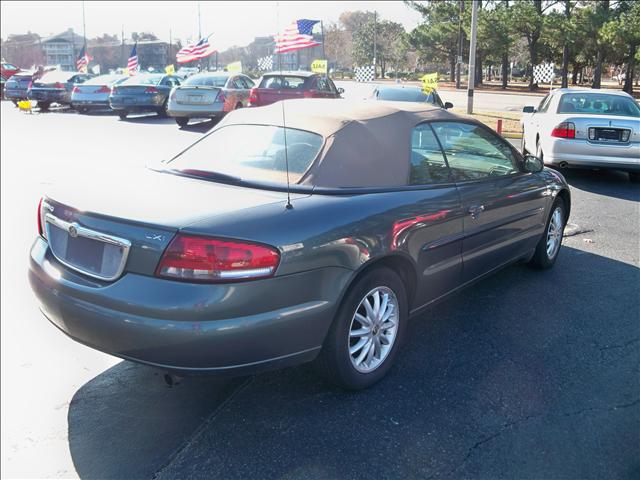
[1,1,423,50]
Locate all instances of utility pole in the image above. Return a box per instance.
[121,25,125,69]
[467,0,478,114]
[198,2,202,38]
[82,1,87,49]
[456,0,464,89]
[169,28,172,67]
[373,10,377,79]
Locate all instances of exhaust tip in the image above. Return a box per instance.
[163,373,181,387]
[558,162,568,168]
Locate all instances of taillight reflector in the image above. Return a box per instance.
[37,197,44,237]
[303,90,315,98]
[248,88,258,104]
[72,86,80,93]
[53,82,65,89]
[96,85,111,94]
[144,86,159,94]
[156,235,280,282]
[551,122,576,139]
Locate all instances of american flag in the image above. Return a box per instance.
[76,45,92,73]
[127,43,139,75]
[176,36,217,64]
[274,19,320,54]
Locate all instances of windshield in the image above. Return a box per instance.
[183,75,228,87]
[167,124,323,185]
[120,74,163,86]
[376,88,435,103]
[84,75,126,86]
[37,71,74,83]
[558,93,640,117]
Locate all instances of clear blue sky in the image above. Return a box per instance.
[1,1,423,49]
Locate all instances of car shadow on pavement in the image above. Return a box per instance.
[67,247,639,479]
[67,362,244,479]
[559,168,640,202]
[118,115,177,125]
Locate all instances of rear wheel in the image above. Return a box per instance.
[157,99,169,117]
[77,107,88,114]
[629,172,640,183]
[528,198,566,270]
[118,111,128,120]
[315,267,408,390]
[37,101,50,111]
[175,117,189,128]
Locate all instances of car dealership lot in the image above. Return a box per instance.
[1,100,638,478]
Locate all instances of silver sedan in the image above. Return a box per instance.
[521,88,640,182]
[167,72,255,127]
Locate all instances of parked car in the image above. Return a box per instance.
[248,71,343,107]
[1,61,21,81]
[167,72,255,127]
[3,71,34,104]
[176,67,200,79]
[71,74,128,113]
[27,70,94,111]
[521,88,640,182]
[370,85,452,109]
[29,100,570,390]
[109,73,181,119]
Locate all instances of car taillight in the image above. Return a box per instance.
[37,197,50,239]
[551,122,576,139]
[96,85,111,93]
[37,197,44,237]
[144,86,159,94]
[303,90,315,98]
[248,88,258,104]
[72,86,80,93]
[53,82,64,89]
[156,235,280,282]
[27,81,33,89]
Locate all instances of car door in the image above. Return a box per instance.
[404,122,464,307]
[236,75,255,106]
[524,93,553,152]
[431,121,549,283]
[227,76,244,108]
[315,76,335,99]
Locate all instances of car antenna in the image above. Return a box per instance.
[276,2,293,210]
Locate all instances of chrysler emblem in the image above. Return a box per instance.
[68,225,78,238]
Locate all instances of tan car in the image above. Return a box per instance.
[167,72,255,127]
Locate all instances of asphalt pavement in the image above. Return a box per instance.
[1,99,638,479]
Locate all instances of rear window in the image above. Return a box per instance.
[167,125,323,185]
[259,76,307,90]
[84,75,126,85]
[557,93,640,117]
[183,75,228,87]
[120,74,163,86]
[376,88,435,103]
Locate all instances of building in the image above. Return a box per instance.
[41,29,86,71]
[0,32,44,69]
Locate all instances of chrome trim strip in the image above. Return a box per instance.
[44,213,131,281]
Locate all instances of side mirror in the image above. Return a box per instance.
[444,101,453,109]
[523,154,544,173]
[523,106,535,113]
[337,87,345,94]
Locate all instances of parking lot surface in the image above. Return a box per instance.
[1,99,638,479]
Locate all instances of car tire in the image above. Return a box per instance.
[315,266,408,390]
[528,197,566,270]
[77,107,88,114]
[158,99,169,118]
[629,172,640,183]
[37,101,50,111]
[175,117,189,128]
[118,111,128,120]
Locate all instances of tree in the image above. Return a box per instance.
[478,1,515,88]
[591,0,610,88]
[601,0,640,94]
[352,18,406,77]
[406,0,463,82]
[324,21,353,69]
[510,0,550,90]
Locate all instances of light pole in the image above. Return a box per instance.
[467,0,478,114]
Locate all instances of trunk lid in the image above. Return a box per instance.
[558,114,639,142]
[175,86,221,105]
[42,168,292,279]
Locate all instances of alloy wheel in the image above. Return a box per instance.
[348,286,399,374]
[546,207,563,259]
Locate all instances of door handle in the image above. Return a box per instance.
[468,205,485,219]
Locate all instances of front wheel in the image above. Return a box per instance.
[118,111,128,120]
[37,101,50,111]
[315,267,408,390]
[528,198,566,269]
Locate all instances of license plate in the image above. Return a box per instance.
[123,97,136,104]
[188,95,204,103]
[65,235,105,275]
[595,128,620,141]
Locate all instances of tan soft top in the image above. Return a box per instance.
[216,99,462,188]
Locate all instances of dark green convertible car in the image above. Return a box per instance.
[29,100,570,390]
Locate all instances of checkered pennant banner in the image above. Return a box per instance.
[533,62,555,83]
[258,55,274,71]
[355,65,375,82]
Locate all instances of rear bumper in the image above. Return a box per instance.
[29,237,350,375]
[109,95,165,112]
[28,89,69,104]
[71,94,111,109]
[543,137,640,172]
[4,89,29,100]
[167,101,225,118]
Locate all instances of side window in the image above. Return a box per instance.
[316,77,331,93]
[538,94,552,113]
[231,77,243,89]
[409,123,451,185]
[431,122,519,181]
[241,76,254,88]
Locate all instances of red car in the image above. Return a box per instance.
[248,71,343,107]
[1,61,21,99]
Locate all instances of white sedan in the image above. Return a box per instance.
[521,88,640,182]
